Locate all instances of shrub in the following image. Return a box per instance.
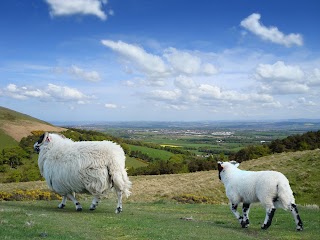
[0,189,62,201]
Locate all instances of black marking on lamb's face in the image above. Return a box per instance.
[218,162,224,180]
[36,133,45,145]
[34,133,47,153]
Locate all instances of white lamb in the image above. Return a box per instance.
[218,161,303,231]
[34,132,132,213]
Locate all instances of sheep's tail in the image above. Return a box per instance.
[108,158,132,198]
[276,176,295,210]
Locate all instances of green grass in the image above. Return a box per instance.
[0,129,18,150]
[125,156,148,168]
[0,106,49,124]
[129,145,174,160]
[0,200,318,240]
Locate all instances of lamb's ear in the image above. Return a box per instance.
[44,132,51,142]
[230,161,240,168]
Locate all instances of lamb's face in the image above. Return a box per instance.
[33,132,49,153]
[217,161,240,180]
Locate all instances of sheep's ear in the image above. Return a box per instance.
[44,132,51,142]
[230,161,240,168]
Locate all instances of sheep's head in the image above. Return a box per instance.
[217,161,240,180]
[33,132,49,153]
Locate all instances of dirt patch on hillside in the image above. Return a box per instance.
[0,120,66,141]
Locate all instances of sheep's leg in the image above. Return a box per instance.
[90,196,100,211]
[58,195,67,209]
[115,189,123,214]
[290,203,303,231]
[261,208,276,230]
[67,193,82,211]
[230,203,243,225]
[241,203,250,228]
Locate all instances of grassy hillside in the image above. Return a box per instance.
[1,149,319,206]
[0,106,65,141]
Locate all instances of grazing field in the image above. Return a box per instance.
[0,149,319,239]
[129,145,175,160]
[0,200,319,240]
[125,156,149,168]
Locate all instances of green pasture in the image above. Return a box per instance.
[128,145,174,161]
[0,200,318,240]
[125,156,148,168]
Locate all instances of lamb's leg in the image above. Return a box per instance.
[115,189,123,214]
[261,208,276,230]
[67,193,82,211]
[230,203,243,225]
[90,196,100,211]
[241,203,250,228]
[58,195,67,209]
[290,203,303,231]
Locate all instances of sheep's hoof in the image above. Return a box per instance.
[89,205,96,211]
[76,207,83,212]
[261,224,269,230]
[58,204,65,209]
[115,207,122,214]
[241,220,249,228]
[296,226,303,231]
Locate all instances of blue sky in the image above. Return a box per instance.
[1,0,319,122]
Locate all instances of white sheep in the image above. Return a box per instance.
[218,161,303,231]
[34,132,131,213]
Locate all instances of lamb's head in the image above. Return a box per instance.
[33,132,50,153]
[217,161,240,180]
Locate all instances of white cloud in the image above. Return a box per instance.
[255,61,304,81]
[47,83,91,101]
[297,97,316,106]
[240,13,303,47]
[105,103,117,109]
[3,83,92,103]
[101,40,219,82]
[255,61,310,95]
[174,75,196,89]
[308,68,320,86]
[101,40,168,76]
[148,89,181,101]
[5,84,50,100]
[164,48,218,75]
[69,65,101,82]
[45,0,108,20]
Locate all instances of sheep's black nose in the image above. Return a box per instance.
[34,146,40,153]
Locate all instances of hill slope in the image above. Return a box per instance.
[1,149,319,206]
[0,106,65,142]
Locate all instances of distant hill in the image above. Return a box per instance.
[0,106,65,142]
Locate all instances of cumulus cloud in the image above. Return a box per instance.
[3,83,92,103]
[255,61,309,94]
[69,65,101,82]
[255,61,304,81]
[5,84,50,100]
[164,48,218,75]
[240,13,303,47]
[101,40,168,76]
[45,0,109,20]
[101,40,218,81]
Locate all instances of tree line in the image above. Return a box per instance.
[229,130,320,162]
